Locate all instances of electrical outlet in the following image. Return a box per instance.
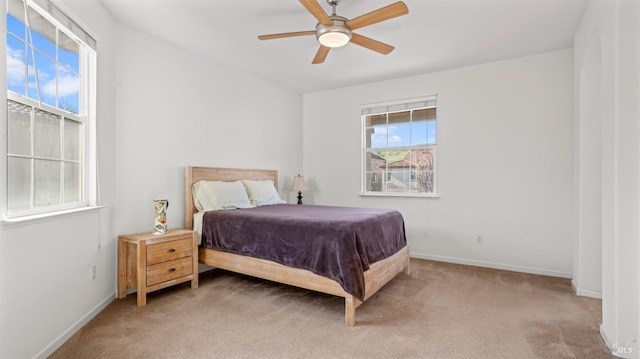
[91,264,97,280]
[476,235,483,244]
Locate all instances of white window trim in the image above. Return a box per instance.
[4,0,98,220]
[360,95,438,198]
[2,205,104,226]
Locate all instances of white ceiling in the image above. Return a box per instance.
[99,0,588,94]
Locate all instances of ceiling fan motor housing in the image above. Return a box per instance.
[316,15,352,47]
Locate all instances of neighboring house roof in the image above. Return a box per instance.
[370,150,409,164]
[372,149,433,169]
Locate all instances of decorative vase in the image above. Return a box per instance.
[153,199,169,235]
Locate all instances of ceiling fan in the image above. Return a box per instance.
[258,0,409,64]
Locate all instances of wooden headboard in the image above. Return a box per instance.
[184,166,279,229]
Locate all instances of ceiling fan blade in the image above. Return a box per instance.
[299,0,333,25]
[350,33,395,55]
[258,31,316,40]
[312,45,330,64]
[345,1,409,30]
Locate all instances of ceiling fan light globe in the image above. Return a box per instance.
[318,31,350,47]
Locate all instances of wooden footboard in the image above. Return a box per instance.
[346,245,410,325]
[199,245,410,326]
[199,247,346,297]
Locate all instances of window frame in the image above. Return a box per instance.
[5,0,97,220]
[360,96,438,198]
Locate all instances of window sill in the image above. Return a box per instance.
[360,192,441,199]
[2,205,105,226]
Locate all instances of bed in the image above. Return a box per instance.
[184,166,410,326]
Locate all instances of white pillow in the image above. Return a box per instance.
[192,180,254,211]
[242,180,286,206]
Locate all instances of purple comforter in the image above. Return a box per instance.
[201,204,406,301]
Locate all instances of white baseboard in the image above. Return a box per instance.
[35,294,115,359]
[410,252,572,279]
[600,325,615,355]
[571,279,603,298]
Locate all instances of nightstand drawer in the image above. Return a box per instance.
[146,256,193,286]
[147,238,192,265]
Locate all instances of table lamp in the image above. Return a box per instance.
[289,174,309,205]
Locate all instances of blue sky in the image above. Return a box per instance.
[370,120,436,149]
[6,13,80,113]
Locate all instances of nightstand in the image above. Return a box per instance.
[117,229,198,306]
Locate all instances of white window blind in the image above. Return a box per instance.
[361,95,437,116]
[7,0,96,49]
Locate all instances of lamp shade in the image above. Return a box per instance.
[289,175,309,192]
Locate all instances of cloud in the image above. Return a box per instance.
[42,71,79,98]
[6,46,27,86]
[373,125,387,134]
[373,125,398,135]
[371,134,403,146]
[371,123,403,146]
[371,134,386,145]
[7,44,79,101]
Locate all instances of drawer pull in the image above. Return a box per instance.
[167,268,176,273]
[167,249,176,253]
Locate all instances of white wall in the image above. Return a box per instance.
[303,49,574,278]
[113,24,303,236]
[0,2,303,358]
[574,0,640,357]
[0,0,118,358]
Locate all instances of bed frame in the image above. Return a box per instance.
[184,166,410,326]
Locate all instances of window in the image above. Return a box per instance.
[6,0,97,218]
[361,96,437,196]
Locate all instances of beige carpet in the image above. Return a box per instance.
[51,259,613,359]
